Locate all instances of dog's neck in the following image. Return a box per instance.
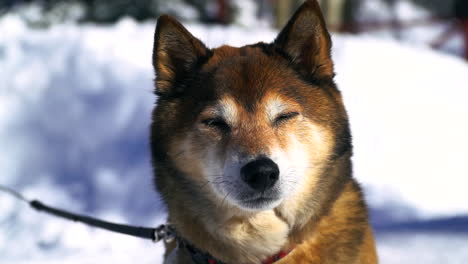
[163,153,351,264]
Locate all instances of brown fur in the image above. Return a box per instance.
[151,1,377,263]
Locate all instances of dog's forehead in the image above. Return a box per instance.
[203,45,300,111]
[207,45,264,65]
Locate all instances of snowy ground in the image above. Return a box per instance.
[1,14,468,264]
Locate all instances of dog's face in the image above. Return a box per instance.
[152,1,350,212]
[186,57,327,211]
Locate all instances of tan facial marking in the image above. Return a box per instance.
[219,96,239,125]
[168,135,205,183]
[265,97,289,122]
[276,120,335,226]
[199,96,239,128]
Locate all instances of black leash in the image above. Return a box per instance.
[0,184,175,243]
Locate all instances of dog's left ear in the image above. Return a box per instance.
[274,0,333,79]
[152,15,209,96]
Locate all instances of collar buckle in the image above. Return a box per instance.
[153,224,176,243]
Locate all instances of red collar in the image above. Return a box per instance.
[206,249,293,264]
[260,248,294,264]
[181,238,294,264]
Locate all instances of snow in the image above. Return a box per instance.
[377,232,468,264]
[333,35,468,218]
[1,12,468,264]
[358,0,464,57]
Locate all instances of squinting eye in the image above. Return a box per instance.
[202,118,231,132]
[274,112,299,126]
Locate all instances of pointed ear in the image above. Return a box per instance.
[152,15,209,95]
[273,0,334,79]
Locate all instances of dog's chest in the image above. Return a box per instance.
[214,210,290,261]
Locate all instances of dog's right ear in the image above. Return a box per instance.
[152,15,209,96]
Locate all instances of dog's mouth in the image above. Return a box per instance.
[237,194,282,210]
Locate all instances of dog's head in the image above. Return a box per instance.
[151,0,350,212]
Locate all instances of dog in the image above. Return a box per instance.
[150,1,378,263]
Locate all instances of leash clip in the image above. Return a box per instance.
[153,224,176,243]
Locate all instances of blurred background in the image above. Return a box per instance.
[0,0,467,263]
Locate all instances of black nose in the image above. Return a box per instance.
[240,158,279,191]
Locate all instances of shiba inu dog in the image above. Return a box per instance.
[150,0,378,263]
